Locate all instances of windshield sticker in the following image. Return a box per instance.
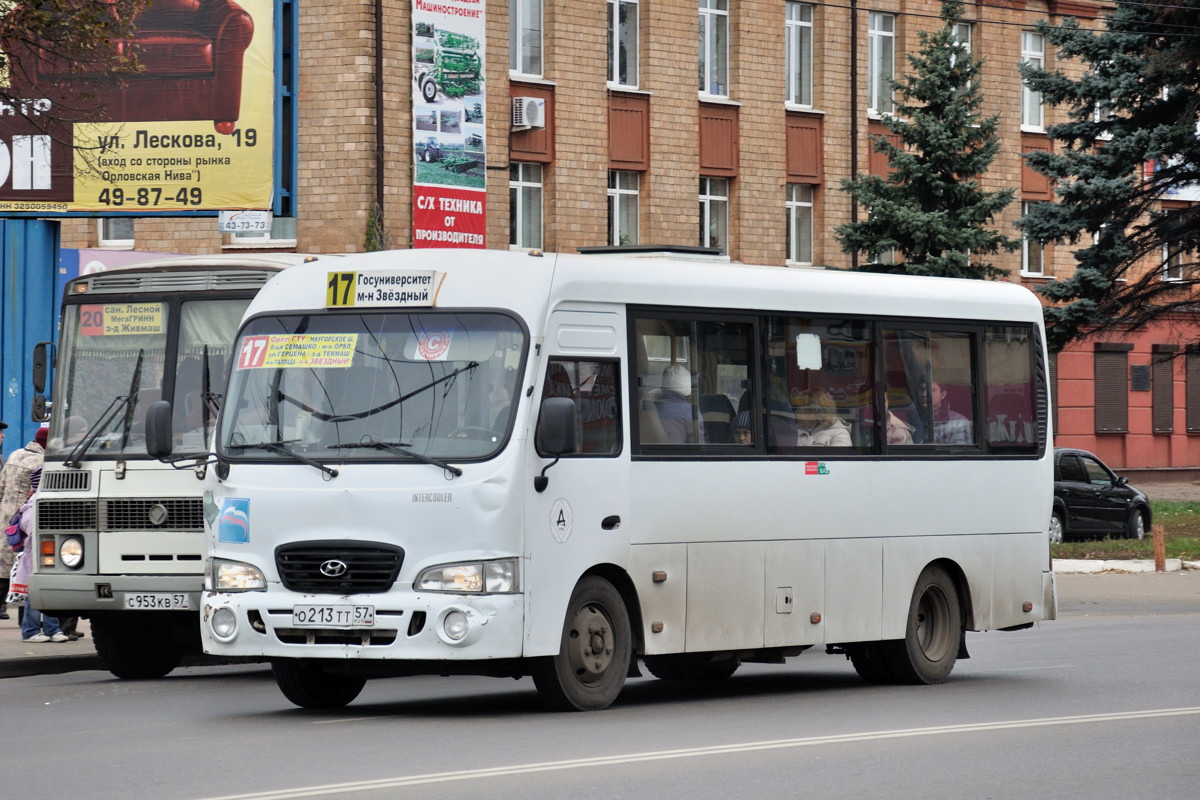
[236,334,359,369]
[80,303,164,336]
[217,498,250,543]
[326,269,443,308]
[415,329,453,361]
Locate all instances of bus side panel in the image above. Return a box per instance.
[823,538,883,644]
[630,543,687,654]
[685,541,765,651]
[764,539,825,647]
[987,532,1055,628]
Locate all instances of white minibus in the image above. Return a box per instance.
[148,248,1055,710]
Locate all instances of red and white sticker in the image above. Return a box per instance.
[416,330,453,361]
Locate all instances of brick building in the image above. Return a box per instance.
[48,0,1199,475]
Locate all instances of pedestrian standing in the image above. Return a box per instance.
[1,427,46,623]
[0,419,14,619]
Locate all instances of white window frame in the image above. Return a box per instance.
[786,184,814,265]
[868,12,895,117]
[951,20,971,92]
[608,0,639,89]
[1163,243,1185,282]
[1021,202,1045,277]
[699,177,729,252]
[97,217,134,249]
[608,170,640,246]
[510,162,544,250]
[785,2,814,107]
[510,0,543,77]
[1021,31,1045,131]
[226,216,298,248]
[699,0,729,98]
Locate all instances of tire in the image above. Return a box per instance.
[273,660,366,709]
[1049,510,1065,545]
[847,641,895,684]
[421,78,438,103]
[91,615,185,680]
[643,653,739,681]
[531,576,632,711]
[1125,508,1147,540]
[880,565,962,685]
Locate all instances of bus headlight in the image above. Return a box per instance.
[59,537,84,569]
[416,558,520,594]
[206,558,266,592]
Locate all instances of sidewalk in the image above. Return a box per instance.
[0,611,102,678]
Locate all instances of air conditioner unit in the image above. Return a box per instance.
[512,96,545,130]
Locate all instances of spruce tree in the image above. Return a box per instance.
[1019,0,1200,350]
[836,0,1018,278]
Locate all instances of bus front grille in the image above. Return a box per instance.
[41,470,91,491]
[37,500,98,530]
[104,498,204,531]
[275,542,404,594]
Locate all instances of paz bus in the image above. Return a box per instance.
[146,248,1056,710]
[29,253,316,679]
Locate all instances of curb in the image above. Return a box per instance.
[1053,558,1200,574]
[0,653,104,680]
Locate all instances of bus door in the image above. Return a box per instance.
[524,310,630,653]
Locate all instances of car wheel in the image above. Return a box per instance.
[1125,508,1147,540]
[1049,510,1065,545]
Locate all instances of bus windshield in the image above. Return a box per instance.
[220,311,526,463]
[47,298,249,459]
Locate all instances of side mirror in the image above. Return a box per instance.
[538,397,578,456]
[534,397,578,494]
[30,395,49,423]
[1114,476,1129,487]
[145,401,175,460]
[32,341,50,394]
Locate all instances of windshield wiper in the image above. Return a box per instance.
[228,439,339,478]
[278,361,480,423]
[329,438,462,477]
[65,349,145,468]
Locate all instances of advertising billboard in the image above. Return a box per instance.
[412,0,487,248]
[0,0,274,213]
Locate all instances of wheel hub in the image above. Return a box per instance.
[567,603,613,682]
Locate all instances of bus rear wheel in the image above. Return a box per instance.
[273,660,366,709]
[91,614,186,680]
[881,565,962,685]
[531,576,631,711]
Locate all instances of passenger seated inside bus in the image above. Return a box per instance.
[885,390,915,445]
[732,411,752,445]
[792,388,852,447]
[931,380,972,445]
[656,364,698,443]
[699,393,735,443]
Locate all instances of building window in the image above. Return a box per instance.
[785,2,813,107]
[1186,349,1200,433]
[868,12,895,116]
[699,177,729,252]
[1163,244,1185,282]
[229,216,298,246]
[1094,347,1129,433]
[1021,31,1044,130]
[698,0,729,97]
[510,162,543,249]
[98,218,134,248]
[1021,201,1045,276]
[510,0,543,76]
[786,184,814,264]
[608,0,639,88]
[608,171,640,246]
[1153,347,1176,434]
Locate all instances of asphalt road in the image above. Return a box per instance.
[4,571,1198,800]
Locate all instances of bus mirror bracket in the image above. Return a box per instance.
[534,397,578,493]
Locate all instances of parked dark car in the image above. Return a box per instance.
[1051,448,1151,544]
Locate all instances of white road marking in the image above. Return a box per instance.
[196,706,1200,800]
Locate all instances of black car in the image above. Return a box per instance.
[1051,448,1151,544]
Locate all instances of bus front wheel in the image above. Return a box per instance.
[92,614,186,680]
[273,660,366,709]
[531,576,632,711]
[881,565,962,685]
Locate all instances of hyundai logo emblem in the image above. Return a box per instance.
[319,559,349,578]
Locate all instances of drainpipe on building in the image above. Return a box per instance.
[849,0,859,270]
[374,0,385,217]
